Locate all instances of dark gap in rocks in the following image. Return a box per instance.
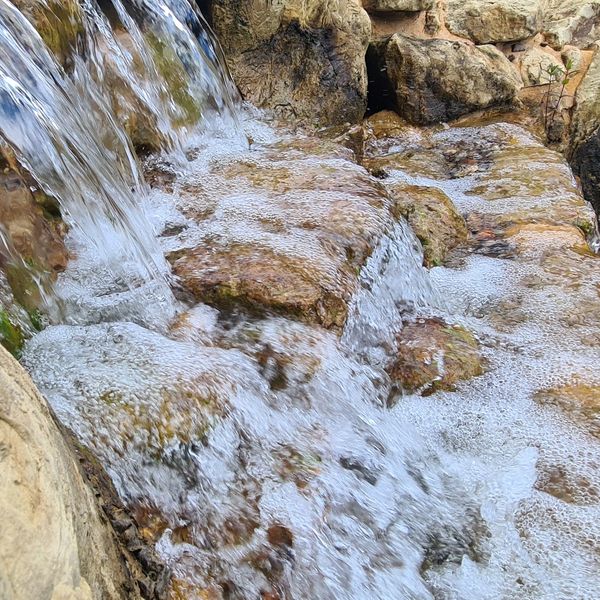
[193,0,213,26]
[365,40,395,116]
[570,127,600,223]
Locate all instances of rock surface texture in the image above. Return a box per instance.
[543,0,600,49]
[363,0,435,11]
[445,0,544,44]
[0,345,147,600]
[209,0,371,125]
[368,34,521,124]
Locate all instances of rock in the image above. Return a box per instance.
[363,0,435,11]
[388,318,485,396]
[445,0,544,44]
[0,150,67,312]
[520,47,564,86]
[168,138,394,329]
[11,0,85,69]
[0,344,144,599]
[543,0,600,49]
[388,183,468,266]
[535,384,600,438]
[368,35,521,125]
[209,0,371,126]
[569,44,600,217]
[561,45,584,72]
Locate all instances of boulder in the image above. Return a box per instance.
[569,44,600,217]
[368,35,521,124]
[543,0,600,49]
[519,47,564,86]
[209,0,371,125]
[363,0,435,11]
[0,345,145,599]
[388,183,468,266]
[445,0,544,44]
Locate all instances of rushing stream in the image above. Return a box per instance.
[1,1,599,599]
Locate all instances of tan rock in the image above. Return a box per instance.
[363,0,434,11]
[0,345,140,599]
[543,0,600,49]
[210,0,371,125]
[520,47,564,86]
[535,383,600,438]
[388,183,468,266]
[446,0,544,44]
[369,34,521,124]
[388,318,485,396]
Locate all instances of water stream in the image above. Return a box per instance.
[1,2,599,599]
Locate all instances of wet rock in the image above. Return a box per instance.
[169,139,394,329]
[368,35,521,125]
[535,384,600,438]
[388,318,485,396]
[543,0,600,49]
[209,0,371,126]
[11,0,85,69]
[446,0,544,44]
[363,0,435,11]
[0,344,146,599]
[0,151,67,312]
[388,183,468,267]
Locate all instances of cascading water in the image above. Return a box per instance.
[2,2,600,599]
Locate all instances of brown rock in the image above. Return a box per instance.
[169,139,394,329]
[389,318,485,396]
[389,183,468,266]
[368,34,522,125]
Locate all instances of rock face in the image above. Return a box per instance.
[363,0,434,11]
[543,0,600,49]
[0,345,143,599]
[570,44,600,217]
[368,35,521,124]
[209,0,371,125]
[445,0,544,44]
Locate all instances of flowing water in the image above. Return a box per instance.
[2,2,600,599]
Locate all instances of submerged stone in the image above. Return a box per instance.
[168,139,395,329]
[389,318,485,396]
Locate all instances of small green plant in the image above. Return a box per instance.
[540,58,578,140]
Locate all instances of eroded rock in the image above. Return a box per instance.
[389,183,468,266]
[446,0,543,44]
[368,35,521,125]
[543,0,600,49]
[209,0,371,125]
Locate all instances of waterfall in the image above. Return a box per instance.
[0,0,238,324]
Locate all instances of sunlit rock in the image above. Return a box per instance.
[0,344,147,599]
[543,0,600,49]
[446,0,544,44]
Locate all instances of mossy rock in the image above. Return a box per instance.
[389,183,468,267]
[12,0,85,69]
[0,309,24,358]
